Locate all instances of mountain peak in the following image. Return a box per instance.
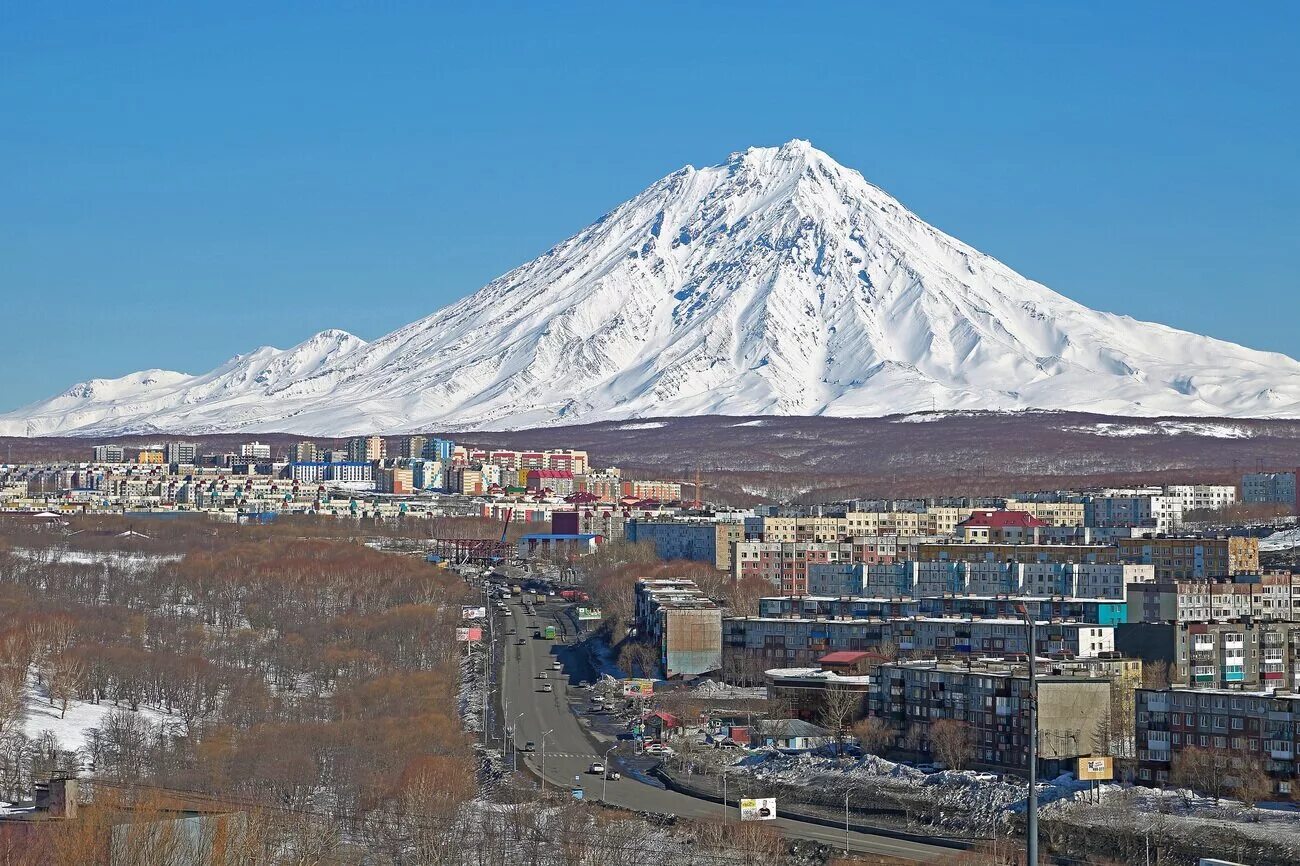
[3,141,1299,436]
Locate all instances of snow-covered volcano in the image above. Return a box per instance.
[5,140,1300,436]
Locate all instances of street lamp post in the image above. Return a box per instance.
[601,745,616,802]
[721,768,728,822]
[513,712,525,773]
[844,789,850,856]
[1016,605,1039,866]
[541,729,554,797]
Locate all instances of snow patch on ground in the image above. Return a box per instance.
[1065,421,1255,439]
[22,674,173,755]
[1261,527,1300,551]
[689,679,767,700]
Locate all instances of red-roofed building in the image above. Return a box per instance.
[525,469,575,497]
[956,509,1047,543]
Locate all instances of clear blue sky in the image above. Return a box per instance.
[3,2,1297,411]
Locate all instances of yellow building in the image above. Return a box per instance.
[137,450,165,465]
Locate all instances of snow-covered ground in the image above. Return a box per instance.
[731,750,1300,847]
[1063,420,1256,438]
[10,548,182,568]
[22,673,172,755]
[1261,527,1300,551]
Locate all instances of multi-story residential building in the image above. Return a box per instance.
[1116,536,1259,580]
[92,444,125,464]
[806,560,1149,601]
[400,436,428,460]
[240,441,272,461]
[623,479,683,502]
[915,543,1119,565]
[346,436,385,463]
[526,469,575,497]
[1117,620,1300,691]
[871,659,1112,775]
[635,578,722,678]
[758,594,1129,627]
[1135,687,1300,794]
[1166,484,1238,515]
[288,462,375,485]
[723,615,1114,670]
[287,442,318,463]
[626,519,744,571]
[450,468,484,496]
[1003,499,1087,527]
[575,467,623,502]
[1126,573,1300,624]
[410,459,444,491]
[552,508,627,541]
[377,467,414,494]
[1242,471,1297,508]
[136,450,165,465]
[734,541,849,594]
[163,442,198,465]
[955,510,1048,543]
[423,438,455,464]
[1086,493,1183,533]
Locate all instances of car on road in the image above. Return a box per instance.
[539,683,553,692]
[506,628,516,635]
[551,661,562,670]
[536,672,547,678]
[587,761,605,775]
[523,741,535,752]
[605,770,620,781]
[643,743,675,757]
[515,638,526,645]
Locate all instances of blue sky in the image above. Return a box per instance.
[3,2,1297,411]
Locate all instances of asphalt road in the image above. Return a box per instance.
[495,596,956,862]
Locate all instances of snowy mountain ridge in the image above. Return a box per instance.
[4,139,1300,436]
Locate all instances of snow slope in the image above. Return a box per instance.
[5,140,1300,436]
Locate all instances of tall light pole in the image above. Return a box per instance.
[721,768,728,822]
[513,712,525,773]
[844,789,851,856]
[601,745,616,802]
[1016,604,1039,866]
[540,728,554,797]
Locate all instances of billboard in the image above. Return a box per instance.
[461,606,487,620]
[576,606,603,621]
[1076,756,1113,781]
[455,627,483,642]
[622,678,656,697]
[739,798,776,821]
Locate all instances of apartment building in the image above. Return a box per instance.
[759,594,1128,627]
[1242,471,1297,507]
[871,659,1112,775]
[1135,687,1300,793]
[1003,499,1087,527]
[626,519,744,571]
[346,436,385,463]
[91,444,126,464]
[288,442,318,463]
[1117,620,1300,691]
[915,543,1119,565]
[163,441,198,465]
[1166,484,1238,515]
[1126,573,1300,624]
[635,578,722,678]
[723,615,1114,670]
[955,510,1047,543]
[1116,536,1259,580]
[1086,493,1183,533]
[807,560,1149,601]
[240,441,272,461]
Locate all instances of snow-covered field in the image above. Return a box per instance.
[1063,420,1256,439]
[689,679,767,701]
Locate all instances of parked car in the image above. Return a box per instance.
[523,742,535,752]
[643,743,675,757]
[605,769,620,781]
[916,763,942,774]
[588,761,605,775]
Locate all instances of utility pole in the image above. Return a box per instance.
[540,729,553,797]
[1016,604,1039,866]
